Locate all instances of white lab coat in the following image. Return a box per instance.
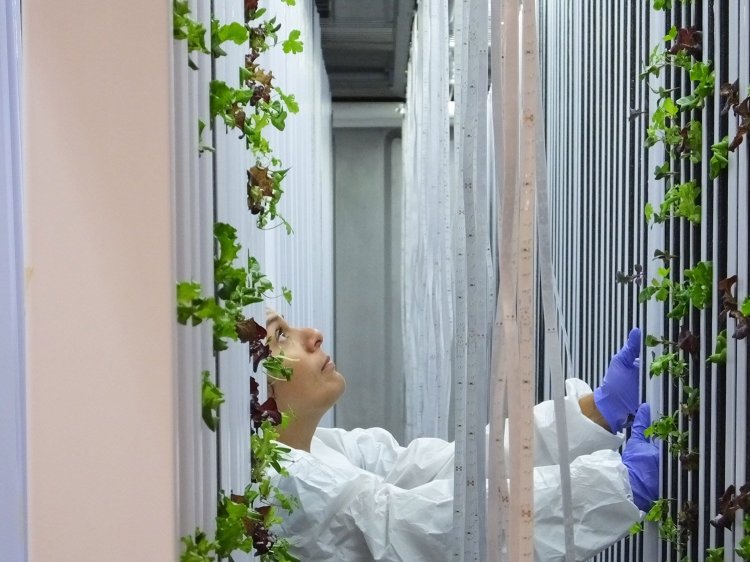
[273,379,641,561]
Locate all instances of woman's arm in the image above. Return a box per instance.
[534,450,641,561]
[276,445,640,562]
[313,426,454,487]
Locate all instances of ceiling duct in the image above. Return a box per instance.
[319,0,416,100]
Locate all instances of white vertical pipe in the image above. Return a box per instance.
[571,0,581,380]
[733,1,749,548]
[725,0,740,557]
[643,5,666,560]
[174,0,217,538]
[697,0,713,555]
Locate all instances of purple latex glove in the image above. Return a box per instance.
[593,328,642,432]
[622,403,660,511]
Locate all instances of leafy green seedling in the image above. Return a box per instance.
[710,136,730,179]
[652,181,701,224]
[737,515,750,560]
[707,330,727,364]
[201,371,225,431]
[173,0,210,65]
[649,351,688,379]
[646,412,688,456]
[180,530,217,562]
[680,385,700,418]
[282,29,303,54]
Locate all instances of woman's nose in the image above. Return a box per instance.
[302,327,323,350]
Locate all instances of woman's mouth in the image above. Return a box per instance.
[322,355,335,371]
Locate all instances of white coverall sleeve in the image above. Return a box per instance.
[276,444,639,562]
[527,378,625,466]
[533,450,642,561]
[314,426,454,487]
[274,447,454,562]
[319,379,620,477]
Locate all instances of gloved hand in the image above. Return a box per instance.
[593,328,641,432]
[622,403,660,511]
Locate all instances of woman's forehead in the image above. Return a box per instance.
[266,308,286,327]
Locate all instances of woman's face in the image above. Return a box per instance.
[265,310,346,419]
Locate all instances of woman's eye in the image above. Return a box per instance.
[276,328,288,343]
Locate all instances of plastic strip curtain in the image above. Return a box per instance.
[402,0,452,443]
[0,0,27,558]
[173,0,332,545]
[487,0,519,555]
[452,0,492,559]
[403,0,575,558]
[526,6,578,562]
[403,0,496,555]
[488,1,576,559]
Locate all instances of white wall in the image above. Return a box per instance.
[23,0,178,559]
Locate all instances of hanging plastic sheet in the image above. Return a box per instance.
[403,0,577,559]
[488,1,577,560]
[402,0,452,443]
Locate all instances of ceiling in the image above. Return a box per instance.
[317,0,417,101]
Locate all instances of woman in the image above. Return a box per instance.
[265,310,658,561]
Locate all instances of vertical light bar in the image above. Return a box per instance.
[579,0,591,383]
[0,0,26,559]
[597,0,609,373]
[708,1,723,553]
[571,0,582,380]
[643,5,666,560]
[631,5,647,559]
[725,0,740,556]
[619,0,628,348]
[733,1,749,550]
[697,0,713,555]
